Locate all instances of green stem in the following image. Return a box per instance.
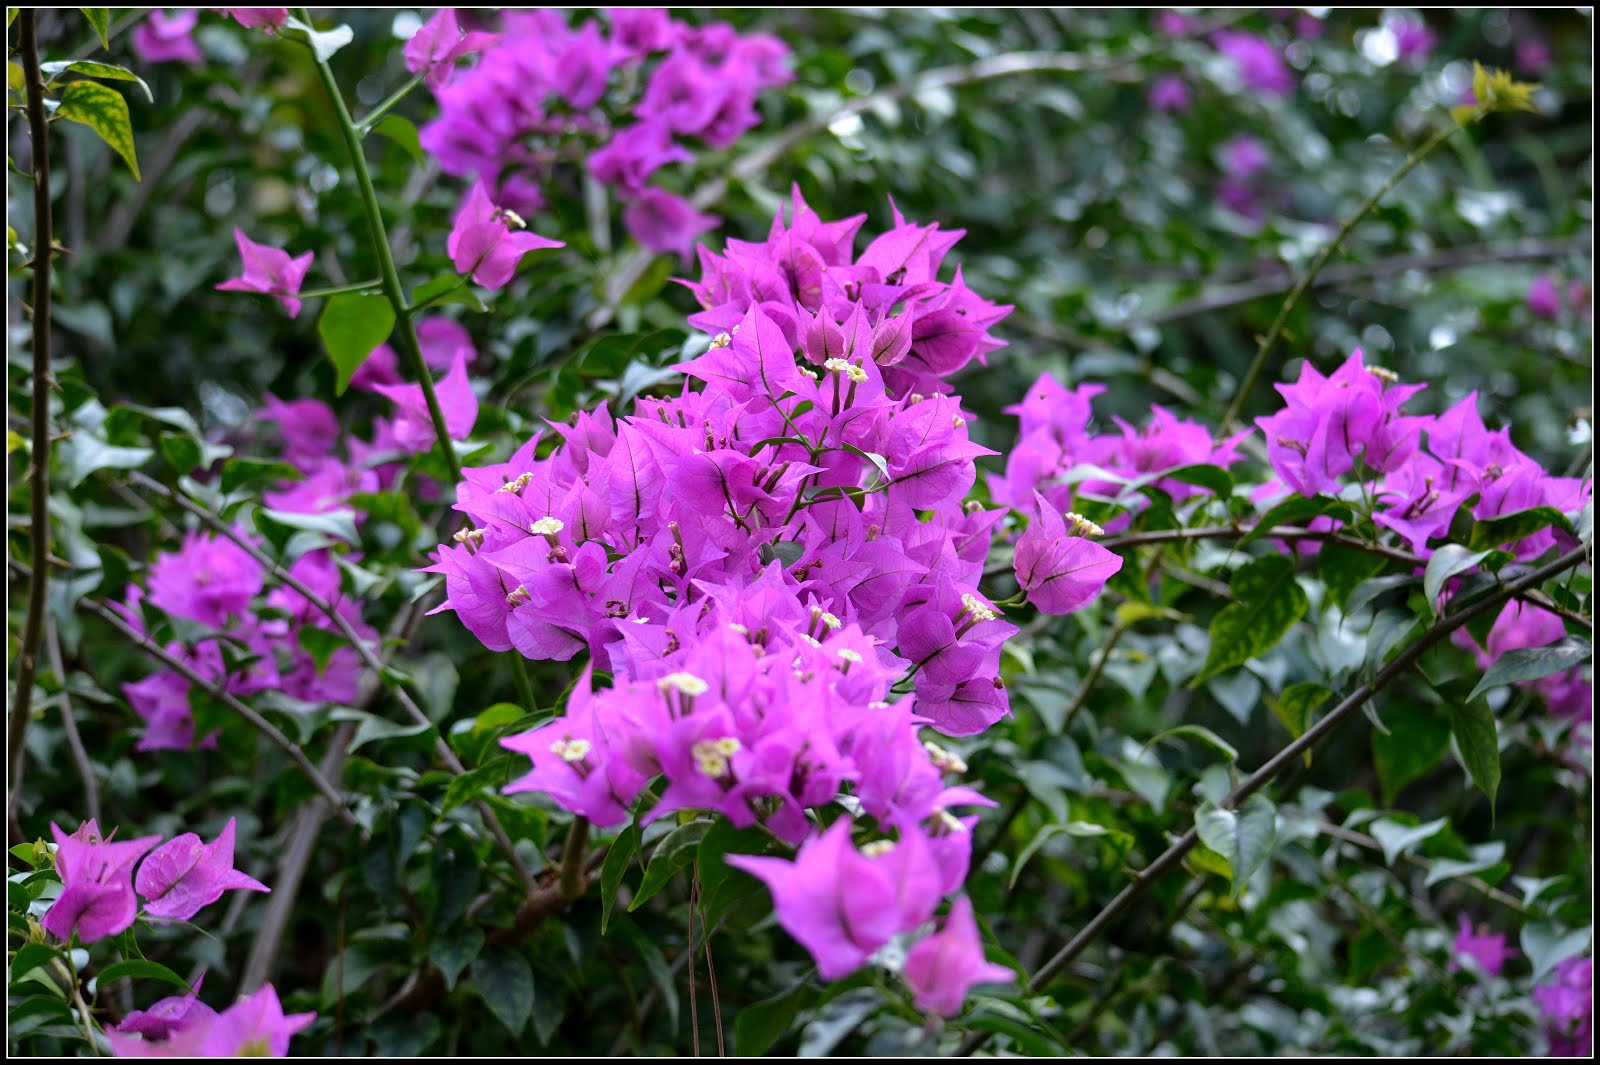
[297,278,383,300]
[511,656,538,715]
[355,71,427,135]
[1221,123,1462,431]
[10,10,54,843]
[296,9,461,479]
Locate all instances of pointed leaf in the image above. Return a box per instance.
[80,8,110,48]
[1193,555,1308,684]
[1467,636,1591,702]
[471,948,534,1037]
[1423,545,1492,618]
[56,80,139,181]
[1449,699,1501,808]
[629,821,710,912]
[599,822,640,934]
[319,292,395,394]
[1193,794,1276,896]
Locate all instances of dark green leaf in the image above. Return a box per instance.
[296,626,345,675]
[1141,724,1239,764]
[600,822,640,934]
[1521,922,1593,984]
[1193,794,1277,896]
[440,758,514,816]
[1449,699,1501,808]
[221,457,298,494]
[9,942,64,985]
[1241,496,1351,545]
[95,958,194,994]
[1423,545,1492,617]
[736,978,818,1057]
[1372,701,1451,804]
[1467,636,1591,701]
[1193,555,1308,684]
[1269,681,1331,765]
[429,926,484,991]
[629,820,711,912]
[1317,544,1387,612]
[1467,506,1572,551]
[471,948,535,1037]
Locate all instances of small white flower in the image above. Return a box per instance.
[531,516,565,536]
[860,839,897,858]
[1065,512,1106,538]
[960,592,998,622]
[658,672,709,696]
[549,737,591,763]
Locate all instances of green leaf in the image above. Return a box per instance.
[599,822,640,934]
[220,457,298,494]
[1520,922,1594,984]
[1449,699,1501,809]
[736,977,816,1057]
[1268,682,1331,764]
[629,820,711,912]
[471,948,534,1037]
[1466,636,1591,702]
[1317,544,1387,613]
[428,926,484,991]
[1423,545,1492,617]
[1193,794,1276,897]
[1134,462,1233,500]
[1241,496,1351,545]
[1467,506,1572,551]
[40,60,151,103]
[1372,701,1451,804]
[319,292,395,394]
[1141,724,1239,765]
[95,958,194,994]
[9,942,64,985]
[1368,816,1448,865]
[255,506,358,551]
[296,626,345,675]
[56,80,139,181]
[1344,573,1420,619]
[1010,823,1070,890]
[1192,555,1308,685]
[63,436,152,487]
[80,8,110,48]
[1424,840,1506,888]
[411,273,485,313]
[440,758,514,816]
[372,113,424,165]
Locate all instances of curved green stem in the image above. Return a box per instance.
[355,71,426,135]
[295,9,461,479]
[297,278,383,300]
[1220,123,1462,431]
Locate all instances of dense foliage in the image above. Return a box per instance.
[7,7,1593,1058]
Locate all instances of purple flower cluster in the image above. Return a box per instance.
[109,983,313,1058]
[995,373,1248,525]
[417,9,790,259]
[428,195,1088,1011]
[1451,914,1514,976]
[1536,955,1593,1057]
[114,535,373,750]
[1256,350,1590,560]
[41,818,266,945]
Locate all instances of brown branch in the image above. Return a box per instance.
[956,544,1589,1055]
[10,9,54,844]
[45,616,100,825]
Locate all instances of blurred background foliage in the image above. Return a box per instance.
[8,7,1592,1057]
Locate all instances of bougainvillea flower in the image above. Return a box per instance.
[1212,30,1295,96]
[145,530,265,628]
[1014,496,1123,615]
[1534,954,1593,1056]
[1149,74,1191,112]
[447,180,563,290]
[902,894,1015,1016]
[132,11,204,65]
[588,120,696,194]
[624,188,720,264]
[404,8,499,90]
[216,9,288,31]
[42,820,162,944]
[135,818,270,922]
[1451,914,1514,976]
[726,819,905,979]
[214,229,314,317]
[115,976,218,1041]
[107,983,316,1057]
[1528,272,1562,320]
[372,348,480,453]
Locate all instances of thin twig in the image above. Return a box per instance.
[589,14,1250,331]
[1221,123,1462,429]
[1314,820,1541,918]
[45,616,100,825]
[17,565,360,828]
[10,10,55,845]
[956,545,1589,1055]
[127,472,536,891]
